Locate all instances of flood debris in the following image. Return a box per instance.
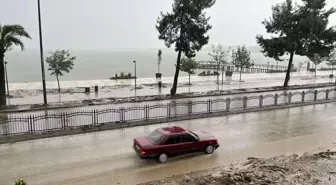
[139,150,336,185]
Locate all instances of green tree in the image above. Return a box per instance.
[0,24,31,106]
[231,45,252,82]
[46,50,76,92]
[308,53,323,77]
[14,178,27,185]
[326,50,336,75]
[256,0,336,87]
[208,44,230,84]
[156,0,216,95]
[180,57,198,85]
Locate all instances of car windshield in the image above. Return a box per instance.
[188,130,199,140]
[146,130,163,144]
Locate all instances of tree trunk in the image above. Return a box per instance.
[221,66,224,84]
[315,65,317,78]
[170,50,182,96]
[283,52,294,87]
[0,54,6,107]
[56,75,60,92]
[332,65,334,75]
[188,73,191,85]
[239,67,242,82]
[216,66,219,84]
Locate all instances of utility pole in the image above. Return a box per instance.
[133,60,137,98]
[37,0,48,105]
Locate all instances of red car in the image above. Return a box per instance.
[133,126,219,163]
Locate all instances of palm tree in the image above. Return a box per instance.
[0,24,31,106]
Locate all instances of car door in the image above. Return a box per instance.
[163,135,184,156]
[179,134,199,154]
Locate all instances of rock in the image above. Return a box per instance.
[233,175,242,181]
[244,175,252,182]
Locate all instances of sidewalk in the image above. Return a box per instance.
[7,74,335,106]
[8,70,333,90]
[7,85,335,116]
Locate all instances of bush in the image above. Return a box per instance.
[15,178,27,185]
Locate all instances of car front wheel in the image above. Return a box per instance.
[204,145,214,154]
[157,153,168,163]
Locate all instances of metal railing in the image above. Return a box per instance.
[197,61,290,71]
[1,88,335,136]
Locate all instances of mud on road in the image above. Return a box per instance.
[140,150,336,185]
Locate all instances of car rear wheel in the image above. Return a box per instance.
[157,153,168,163]
[204,145,214,154]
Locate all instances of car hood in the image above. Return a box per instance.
[194,131,216,141]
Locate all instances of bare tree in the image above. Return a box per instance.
[208,44,230,84]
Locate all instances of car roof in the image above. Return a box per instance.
[157,126,187,135]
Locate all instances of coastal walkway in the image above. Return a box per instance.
[196,61,294,73]
[6,74,335,107]
[1,103,336,185]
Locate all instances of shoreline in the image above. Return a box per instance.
[6,71,333,91]
[2,82,335,113]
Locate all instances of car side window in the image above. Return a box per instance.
[165,135,181,145]
[180,134,196,143]
[165,136,176,145]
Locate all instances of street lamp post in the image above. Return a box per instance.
[37,0,48,105]
[4,61,9,97]
[133,61,137,98]
[277,61,279,70]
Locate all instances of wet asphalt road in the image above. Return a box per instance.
[1,103,336,185]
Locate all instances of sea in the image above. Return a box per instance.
[3,47,322,84]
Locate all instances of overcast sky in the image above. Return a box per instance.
[1,0,336,50]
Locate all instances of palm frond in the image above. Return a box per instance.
[4,36,24,51]
[0,24,31,53]
[1,24,31,40]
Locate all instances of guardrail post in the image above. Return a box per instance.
[226,98,230,111]
[314,90,318,101]
[326,89,330,100]
[65,112,69,128]
[188,101,192,115]
[274,93,278,106]
[32,115,36,133]
[95,109,99,125]
[243,96,248,110]
[145,105,148,120]
[29,115,33,133]
[120,108,125,122]
[207,99,211,113]
[167,103,171,118]
[92,110,96,125]
[301,91,305,102]
[259,95,263,108]
[288,92,292,104]
[62,113,66,129]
